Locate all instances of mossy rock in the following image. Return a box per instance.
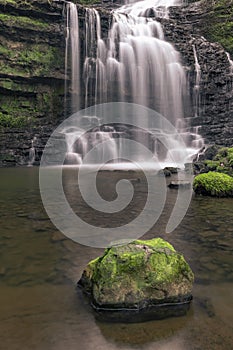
[78,238,194,322]
[193,171,233,197]
[195,147,233,176]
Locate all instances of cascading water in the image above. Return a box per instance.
[192,44,201,118]
[65,2,80,114]
[64,0,204,167]
[28,137,36,166]
[226,52,233,75]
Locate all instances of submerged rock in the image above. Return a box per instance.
[168,181,192,189]
[78,238,194,322]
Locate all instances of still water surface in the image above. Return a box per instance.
[0,167,232,350]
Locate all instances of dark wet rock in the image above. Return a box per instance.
[159,167,179,177]
[198,145,221,161]
[164,167,179,174]
[193,146,233,176]
[192,161,208,175]
[158,168,171,177]
[78,238,194,322]
[196,297,215,318]
[168,181,192,189]
[163,2,233,147]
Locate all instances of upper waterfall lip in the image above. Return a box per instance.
[115,0,182,18]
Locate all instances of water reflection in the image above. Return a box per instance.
[0,167,232,350]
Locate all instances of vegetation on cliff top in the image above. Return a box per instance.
[201,0,233,55]
[0,12,49,30]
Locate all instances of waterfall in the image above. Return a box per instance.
[81,2,186,124]
[28,137,36,166]
[65,2,80,114]
[226,52,233,92]
[64,0,204,166]
[83,8,105,108]
[226,52,233,74]
[192,44,201,117]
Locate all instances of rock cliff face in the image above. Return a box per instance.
[164,1,233,146]
[0,0,65,166]
[0,0,232,166]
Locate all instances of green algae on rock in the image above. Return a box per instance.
[78,238,194,322]
[193,171,233,197]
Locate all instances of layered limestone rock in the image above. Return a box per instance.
[0,0,65,166]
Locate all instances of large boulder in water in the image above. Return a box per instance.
[193,172,233,197]
[78,238,194,322]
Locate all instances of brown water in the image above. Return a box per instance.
[0,167,233,350]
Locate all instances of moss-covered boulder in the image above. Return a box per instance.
[78,238,194,322]
[193,171,233,197]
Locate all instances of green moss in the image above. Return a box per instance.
[81,238,194,306]
[204,160,219,170]
[0,0,17,4]
[0,13,49,30]
[193,171,233,197]
[0,96,37,129]
[0,44,12,56]
[136,237,176,252]
[0,78,35,92]
[214,147,229,160]
[72,0,99,5]
[0,42,63,77]
[0,112,35,128]
[202,0,233,55]
[0,153,15,161]
[201,147,233,176]
[0,99,35,116]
